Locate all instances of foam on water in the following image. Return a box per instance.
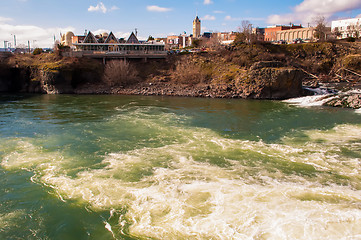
[0,210,26,231]
[1,118,361,239]
[283,94,336,107]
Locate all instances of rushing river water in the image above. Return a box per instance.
[0,94,360,240]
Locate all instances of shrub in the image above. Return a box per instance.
[342,54,361,73]
[33,48,43,55]
[103,60,138,87]
[171,57,206,84]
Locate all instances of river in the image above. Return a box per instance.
[0,94,360,239]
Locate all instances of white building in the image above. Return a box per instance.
[331,17,361,39]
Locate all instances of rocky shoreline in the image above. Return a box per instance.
[71,79,361,110]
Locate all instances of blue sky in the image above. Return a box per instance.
[1,0,361,47]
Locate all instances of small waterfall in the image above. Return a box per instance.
[284,86,337,107]
[303,86,337,95]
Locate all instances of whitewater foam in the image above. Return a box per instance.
[283,94,336,107]
[1,106,361,239]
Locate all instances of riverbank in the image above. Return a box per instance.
[1,40,361,108]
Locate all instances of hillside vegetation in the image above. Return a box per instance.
[1,40,361,96]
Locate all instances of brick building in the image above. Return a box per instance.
[264,25,303,42]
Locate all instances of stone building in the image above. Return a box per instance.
[60,32,75,47]
[193,16,201,38]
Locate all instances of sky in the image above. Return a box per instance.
[1,0,361,48]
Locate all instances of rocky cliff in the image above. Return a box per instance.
[0,52,306,100]
[236,61,305,99]
[0,54,103,94]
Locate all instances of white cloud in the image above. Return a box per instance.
[88,2,107,13]
[110,6,119,11]
[93,29,110,36]
[115,32,132,39]
[146,5,172,12]
[213,10,225,14]
[0,17,13,23]
[225,15,241,21]
[88,2,118,13]
[92,29,131,39]
[202,15,216,21]
[0,21,75,48]
[267,0,361,25]
[204,0,213,5]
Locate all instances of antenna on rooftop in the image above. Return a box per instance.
[135,28,138,37]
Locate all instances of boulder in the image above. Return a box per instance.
[238,61,305,99]
[324,93,361,109]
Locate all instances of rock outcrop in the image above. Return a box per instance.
[324,92,361,109]
[237,61,305,99]
[0,59,306,100]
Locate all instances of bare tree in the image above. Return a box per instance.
[204,35,222,50]
[313,15,328,41]
[348,21,361,38]
[239,20,253,43]
[103,60,138,87]
[332,27,342,39]
[171,57,206,84]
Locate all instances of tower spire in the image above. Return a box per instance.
[193,13,201,38]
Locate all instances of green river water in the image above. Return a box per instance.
[0,94,360,240]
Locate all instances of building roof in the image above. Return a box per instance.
[83,31,97,43]
[105,32,119,44]
[126,32,139,44]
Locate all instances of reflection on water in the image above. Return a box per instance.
[0,94,361,239]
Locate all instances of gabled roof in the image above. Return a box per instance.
[105,32,119,43]
[126,32,139,44]
[83,31,97,43]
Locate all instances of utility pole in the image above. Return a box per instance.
[28,40,30,53]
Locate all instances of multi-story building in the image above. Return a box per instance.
[332,17,361,38]
[193,16,201,38]
[276,27,315,42]
[166,35,192,49]
[212,32,237,45]
[264,25,303,42]
[60,31,166,59]
[252,28,265,41]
